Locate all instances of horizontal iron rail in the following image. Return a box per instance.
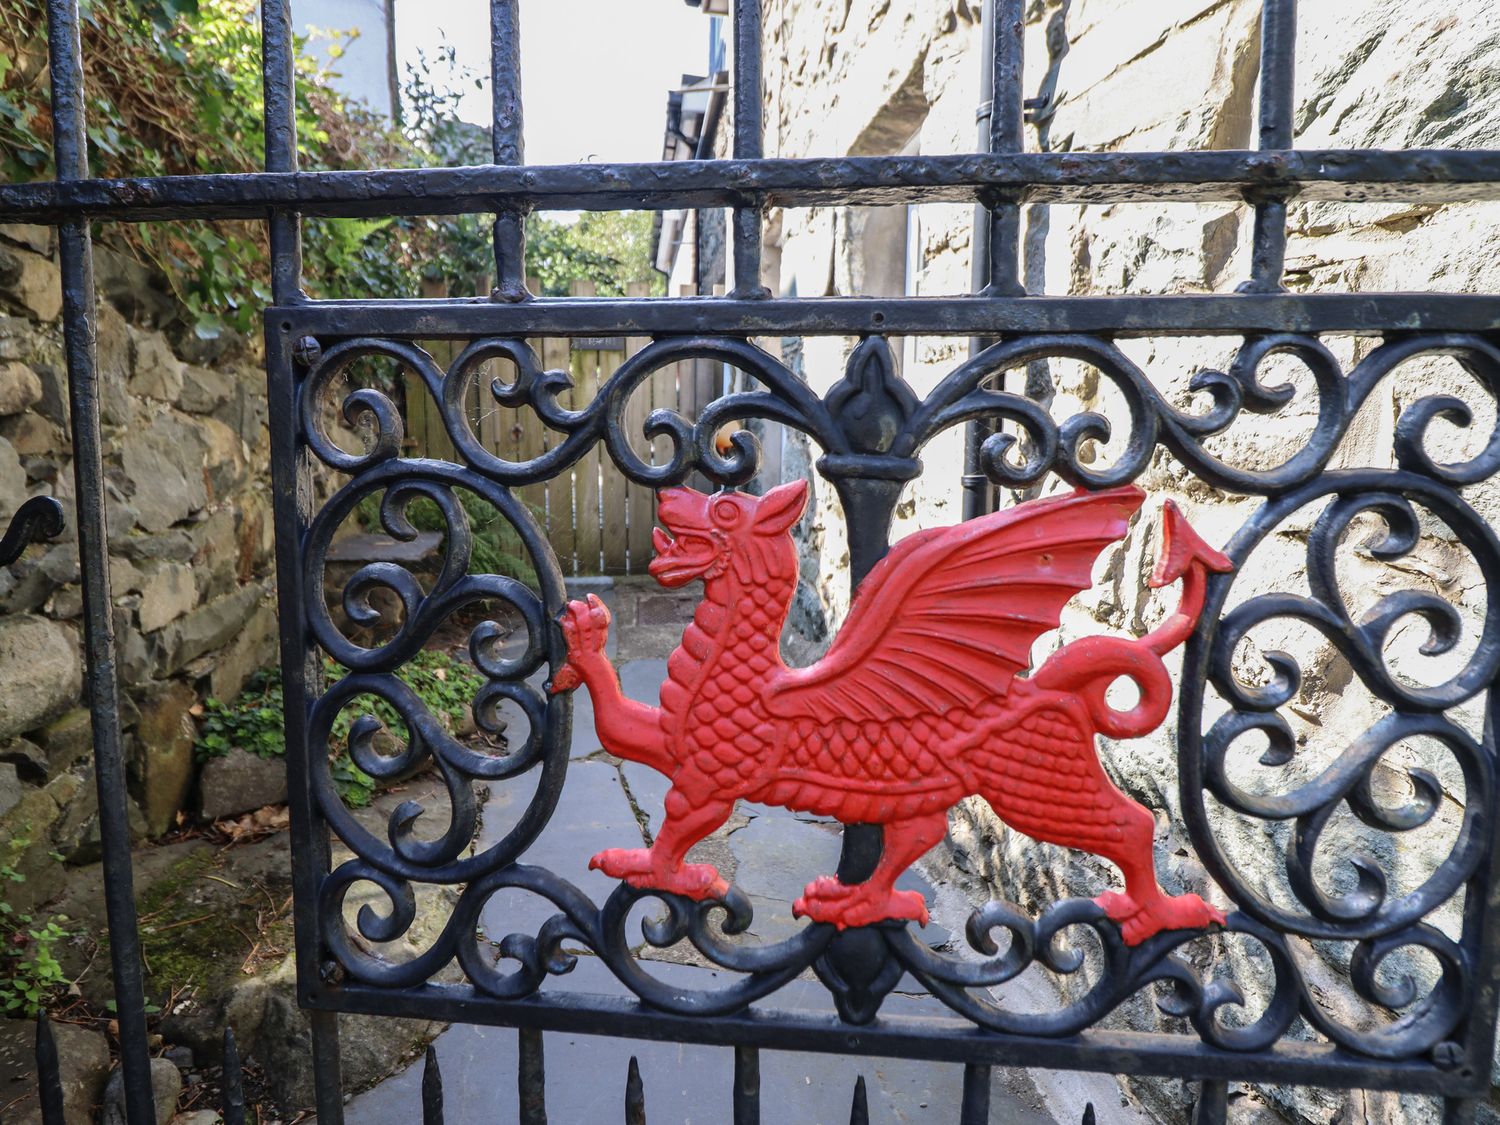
[269,292,1500,337]
[315,983,1482,1098]
[5,150,1500,224]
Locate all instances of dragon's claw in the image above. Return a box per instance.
[793,878,930,929]
[1095,890,1226,945]
[589,848,728,901]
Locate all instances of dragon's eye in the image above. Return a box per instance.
[711,498,742,527]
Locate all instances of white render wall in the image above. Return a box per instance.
[754,2,1500,1121]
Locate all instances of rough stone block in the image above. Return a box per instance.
[133,680,199,836]
[0,615,81,739]
[128,325,185,403]
[120,412,208,532]
[198,746,287,821]
[0,245,61,322]
[0,361,42,416]
[0,1017,110,1125]
[0,223,51,254]
[178,363,235,414]
[156,582,268,676]
[208,598,277,703]
[0,434,26,519]
[138,561,197,633]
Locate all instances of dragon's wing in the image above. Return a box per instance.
[765,486,1144,723]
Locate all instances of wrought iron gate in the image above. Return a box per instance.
[6,0,1500,1121]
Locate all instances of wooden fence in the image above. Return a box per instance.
[404,280,720,576]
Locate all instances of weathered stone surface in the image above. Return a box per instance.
[0,433,26,519]
[207,597,277,703]
[120,412,208,532]
[0,615,80,739]
[0,224,51,255]
[0,1017,110,1125]
[134,680,198,835]
[198,746,287,821]
[156,581,268,676]
[177,363,235,414]
[0,411,64,457]
[0,246,61,322]
[0,762,20,817]
[128,326,185,403]
[0,361,42,416]
[91,300,134,427]
[101,1055,181,1125]
[137,561,196,633]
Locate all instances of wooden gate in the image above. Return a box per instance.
[404,279,719,576]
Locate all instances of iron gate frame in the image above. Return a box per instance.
[6,0,1500,1122]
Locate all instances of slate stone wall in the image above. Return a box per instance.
[0,224,277,906]
[758,2,1500,1121]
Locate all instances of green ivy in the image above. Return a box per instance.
[194,650,487,808]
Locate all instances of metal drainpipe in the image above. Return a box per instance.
[963,0,999,522]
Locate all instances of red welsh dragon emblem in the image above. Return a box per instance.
[550,482,1232,944]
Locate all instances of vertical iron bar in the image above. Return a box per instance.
[986,0,1025,297]
[959,1063,991,1125]
[732,1046,760,1125]
[625,1056,645,1125]
[261,0,302,302]
[1442,1098,1478,1125]
[266,326,344,1122]
[1190,1080,1228,1125]
[490,0,529,301]
[421,1046,444,1125]
[1246,0,1296,291]
[848,1075,869,1125]
[965,0,1025,521]
[730,0,765,297]
[35,1015,65,1125]
[222,1027,246,1125]
[518,1026,547,1125]
[1081,1104,1096,1125]
[44,4,154,1124]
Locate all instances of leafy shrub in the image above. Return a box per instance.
[194,650,486,808]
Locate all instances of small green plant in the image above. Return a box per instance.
[194,650,487,808]
[0,914,71,1017]
[0,849,74,1018]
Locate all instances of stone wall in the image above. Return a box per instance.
[0,225,276,908]
[757,1,1500,1121]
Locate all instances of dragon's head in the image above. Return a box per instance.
[649,481,809,588]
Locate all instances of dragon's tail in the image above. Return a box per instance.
[1031,635,1173,740]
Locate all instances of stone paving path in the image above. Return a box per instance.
[346,579,1133,1124]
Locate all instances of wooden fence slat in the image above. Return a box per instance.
[541,334,575,576]
[572,346,603,575]
[599,343,629,575]
[623,281,655,575]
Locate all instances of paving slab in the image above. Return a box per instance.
[347,574,1070,1122]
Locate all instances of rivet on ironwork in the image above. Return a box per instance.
[292,335,322,368]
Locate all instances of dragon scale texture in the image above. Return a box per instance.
[552,481,1232,941]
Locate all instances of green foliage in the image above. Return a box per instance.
[193,650,486,808]
[0,1,660,331]
[527,211,665,297]
[354,489,539,585]
[0,851,73,1017]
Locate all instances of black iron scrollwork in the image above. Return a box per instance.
[292,326,1500,1067]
